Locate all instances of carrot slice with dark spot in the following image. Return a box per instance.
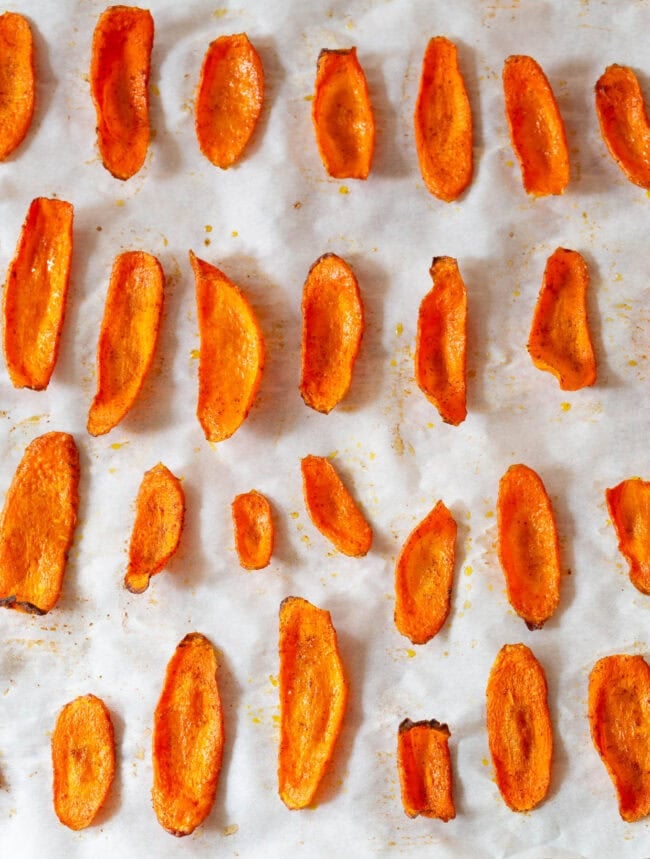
[397,718,455,820]
[606,478,650,594]
[0,12,35,161]
[232,489,273,570]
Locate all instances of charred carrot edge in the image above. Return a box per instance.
[415,256,467,426]
[232,489,274,570]
[312,47,375,179]
[195,33,264,169]
[90,6,154,180]
[0,12,35,161]
[3,197,74,390]
[52,694,115,830]
[486,643,553,812]
[299,253,364,414]
[397,718,455,821]
[0,432,79,615]
[503,55,569,196]
[152,632,224,836]
[606,478,650,594]
[278,596,347,809]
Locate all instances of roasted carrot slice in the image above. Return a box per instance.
[3,198,74,391]
[278,596,347,809]
[486,643,553,812]
[195,33,264,169]
[415,256,467,426]
[528,247,596,391]
[0,12,35,161]
[87,250,164,437]
[397,718,455,821]
[300,253,364,414]
[301,454,372,557]
[152,632,224,836]
[0,432,79,615]
[90,6,154,180]
[192,251,264,443]
[52,694,115,830]
[232,489,273,570]
[503,55,569,196]
[312,47,375,179]
[606,478,650,594]
[414,37,473,202]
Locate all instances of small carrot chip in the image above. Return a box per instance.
[3,197,74,391]
[0,432,79,615]
[503,55,569,196]
[486,643,553,812]
[191,251,264,443]
[152,632,224,836]
[606,478,650,594]
[232,489,273,570]
[52,694,115,830]
[87,251,164,437]
[278,596,347,810]
[90,6,154,180]
[397,718,455,821]
[195,33,264,169]
[301,454,372,557]
[312,47,375,179]
[0,12,35,161]
[414,37,473,202]
[300,253,364,414]
[415,256,467,426]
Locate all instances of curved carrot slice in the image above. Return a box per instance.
[301,454,372,557]
[528,247,596,391]
[52,694,115,830]
[486,643,553,812]
[3,197,74,390]
[414,37,473,202]
[90,6,153,180]
[232,489,273,570]
[87,251,164,437]
[191,251,264,443]
[415,256,467,426]
[394,501,457,645]
[312,47,375,179]
[300,253,364,414]
[503,55,569,196]
[152,632,224,836]
[606,478,650,594]
[0,12,35,161]
[195,33,264,169]
[397,718,455,821]
[278,596,347,810]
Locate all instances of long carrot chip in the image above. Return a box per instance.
[486,643,553,812]
[397,718,455,821]
[152,632,224,836]
[300,253,364,414]
[0,432,79,615]
[87,250,164,437]
[0,12,35,161]
[3,197,74,390]
[606,478,650,594]
[195,33,264,169]
[52,694,115,830]
[90,6,153,180]
[278,596,347,810]
[232,489,273,570]
[503,55,569,196]
[312,47,375,179]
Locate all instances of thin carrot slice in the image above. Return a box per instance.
[397,718,455,820]
[528,247,596,391]
[414,37,473,202]
[486,643,553,812]
[191,251,264,443]
[606,478,650,594]
[152,632,224,836]
[415,256,467,426]
[232,489,273,570]
[195,33,264,169]
[3,197,74,390]
[87,251,164,437]
[503,55,569,196]
[278,596,347,810]
[301,454,372,557]
[299,253,364,414]
[312,47,375,179]
[90,6,153,180]
[0,12,35,161]
[52,694,115,830]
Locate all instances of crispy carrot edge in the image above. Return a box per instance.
[397,718,455,821]
[0,12,35,161]
[232,489,274,570]
[606,478,650,594]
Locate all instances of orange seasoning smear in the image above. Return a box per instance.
[606,478,650,594]
[0,12,35,161]
[397,718,455,821]
[232,489,274,570]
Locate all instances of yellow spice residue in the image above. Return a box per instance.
[115,199,125,207]
[485,510,494,518]
[464,566,473,577]
[396,323,403,337]
[406,649,416,659]
[205,225,212,232]
[628,359,638,367]
[232,230,238,237]
[269,674,278,687]
[110,441,129,450]
[190,349,200,360]
[223,824,239,836]
[505,160,514,167]
[561,402,571,412]
[482,757,489,767]
[290,511,299,519]
[304,94,314,102]
[339,185,349,195]
[614,273,623,282]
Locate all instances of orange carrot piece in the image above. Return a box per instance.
[278,596,347,810]
[397,718,455,821]
[52,694,115,830]
[90,6,153,180]
[87,251,164,437]
[606,478,650,594]
[300,253,364,414]
[0,432,79,614]
[3,197,74,390]
[195,33,264,169]
[0,12,35,161]
[503,55,569,196]
[232,489,273,570]
[312,47,375,179]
